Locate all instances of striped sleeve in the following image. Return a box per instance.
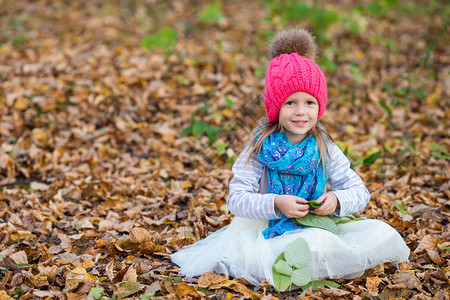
[328,144,371,216]
[226,147,280,220]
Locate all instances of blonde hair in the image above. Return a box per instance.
[244,117,333,174]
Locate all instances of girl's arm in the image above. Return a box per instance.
[328,144,371,216]
[226,147,282,220]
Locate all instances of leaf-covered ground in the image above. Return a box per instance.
[0,0,449,299]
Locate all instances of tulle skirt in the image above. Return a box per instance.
[170,217,410,286]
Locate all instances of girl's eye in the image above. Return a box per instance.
[286,101,295,106]
[307,100,316,105]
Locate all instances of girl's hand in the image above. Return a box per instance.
[274,195,309,218]
[311,192,339,215]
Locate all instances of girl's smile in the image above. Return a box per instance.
[278,92,319,145]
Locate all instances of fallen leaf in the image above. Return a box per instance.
[9,250,27,265]
[105,260,115,282]
[31,273,49,287]
[317,286,351,297]
[366,277,383,294]
[390,272,424,292]
[30,181,49,191]
[64,267,87,293]
[174,283,200,299]
[123,266,138,282]
[0,290,13,300]
[114,281,143,299]
[414,235,437,253]
[73,218,95,230]
[198,272,227,289]
[129,227,153,244]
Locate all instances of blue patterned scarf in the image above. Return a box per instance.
[257,131,328,239]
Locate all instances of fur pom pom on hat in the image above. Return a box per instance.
[264,28,327,123]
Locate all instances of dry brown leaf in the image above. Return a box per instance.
[141,240,165,255]
[9,250,27,264]
[390,272,425,292]
[379,286,412,300]
[47,245,63,254]
[317,286,351,297]
[63,267,87,293]
[123,266,138,282]
[0,271,10,290]
[31,273,49,287]
[174,283,200,299]
[9,273,24,287]
[58,233,73,252]
[198,272,227,289]
[366,276,383,294]
[114,281,143,298]
[426,249,444,265]
[32,290,55,298]
[76,259,95,269]
[73,218,94,230]
[221,280,261,300]
[414,235,438,253]
[99,219,116,231]
[129,227,153,244]
[105,260,115,282]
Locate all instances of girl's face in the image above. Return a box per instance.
[278,91,319,145]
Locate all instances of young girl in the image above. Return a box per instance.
[171,28,410,289]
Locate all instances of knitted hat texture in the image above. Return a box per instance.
[264,29,327,123]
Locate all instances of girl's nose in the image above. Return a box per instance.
[294,105,306,115]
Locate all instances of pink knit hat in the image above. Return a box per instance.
[264,29,327,123]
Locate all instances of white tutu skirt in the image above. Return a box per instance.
[171,217,410,286]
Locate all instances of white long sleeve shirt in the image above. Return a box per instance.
[226,143,370,220]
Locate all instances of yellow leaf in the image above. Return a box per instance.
[174,283,200,298]
[32,128,47,144]
[141,240,165,254]
[0,290,13,300]
[76,259,95,269]
[14,97,29,110]
[32,273,49,287]
[344,124,355,135]
[181,180,192,189]
[85,272,99,285]
[104,196,123,209]
[355,50,364,59]
[221,108,234,118]
[366,277,382,293]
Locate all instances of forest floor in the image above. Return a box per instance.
[0,0,449,299]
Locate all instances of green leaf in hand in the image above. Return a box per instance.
[293,214,339,235]
[284,238,311,269]
[291,269,312,287]
[307,200,322,210]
